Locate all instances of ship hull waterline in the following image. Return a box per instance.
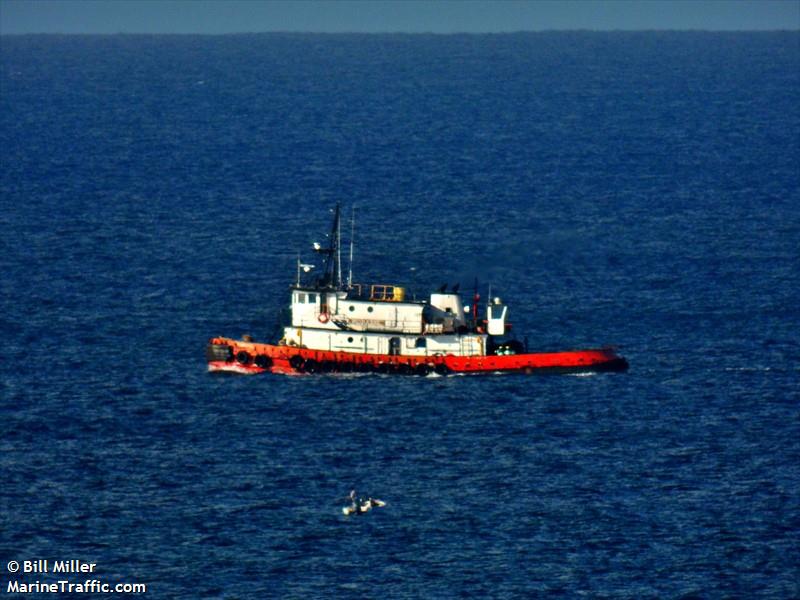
[206,338,628,376]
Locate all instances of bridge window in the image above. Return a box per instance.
[308,293,316,303]
[415,337,427,348]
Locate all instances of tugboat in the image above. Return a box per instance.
[206,205,628,376]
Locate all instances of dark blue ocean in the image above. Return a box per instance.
[1,32,799,598]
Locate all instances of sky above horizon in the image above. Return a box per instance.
[1,0,798,35]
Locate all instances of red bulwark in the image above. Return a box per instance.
[206,338,628,376]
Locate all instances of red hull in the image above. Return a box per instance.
[206,337,628,376]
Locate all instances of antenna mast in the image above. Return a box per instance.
[321,204,342,289]
[472,277,480,329]
[336,206,342,288]
[347,206,355,289]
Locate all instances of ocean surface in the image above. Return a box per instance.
[1,32,798,598]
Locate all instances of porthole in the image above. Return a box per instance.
[349,305,355,312]
[347,337,354,343]
[367,306,373,313]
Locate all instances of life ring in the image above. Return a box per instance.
[318,313,330,324]
[236,350,252,365]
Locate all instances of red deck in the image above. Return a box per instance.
[206,337,628,375]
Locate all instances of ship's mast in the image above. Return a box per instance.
[347,206,355,289]
[319,203,342,290]
[472,278,478,326]
[336,207,342,288]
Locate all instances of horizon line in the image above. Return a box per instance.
[2,29,799,36]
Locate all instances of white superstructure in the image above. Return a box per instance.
[279,205,508,358]
[281,285,488,357]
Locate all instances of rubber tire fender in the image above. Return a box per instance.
[415,363,431,376]
[434,363,450,376]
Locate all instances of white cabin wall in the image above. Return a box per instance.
[281,327,487,357]
[338,299,423,334]
[487,304,508,336]
[290,290,341,330]
[291,291,424,333]
[290,290,322,328]
[429,293,466,327]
